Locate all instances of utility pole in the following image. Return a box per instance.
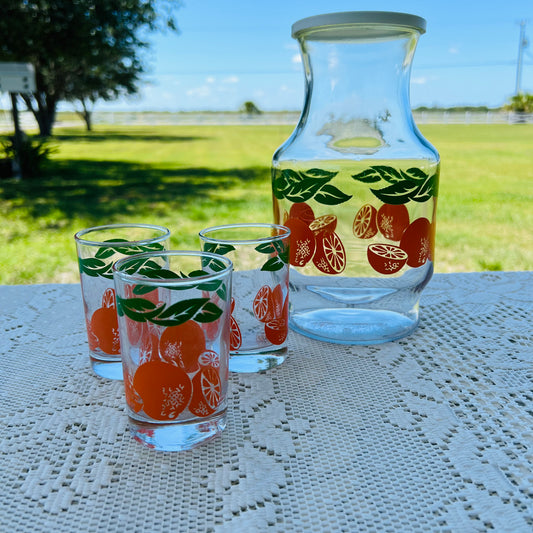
[515,20,528,94]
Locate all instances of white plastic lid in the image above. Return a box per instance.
[292,11,426,40]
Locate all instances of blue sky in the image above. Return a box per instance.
[98,0,533,112]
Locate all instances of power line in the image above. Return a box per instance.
[153,60,530,77]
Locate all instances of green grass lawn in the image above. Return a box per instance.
[0,123,532,284]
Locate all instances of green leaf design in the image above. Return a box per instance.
[402,167,428,181]
[216,283,228,302]
[116,297,160,322]
[117,295,223,327]
[351,168,382,183]
[285,176,331,203]
[78,257,114,279]
[272,168,350,206]
[132,284,158,296]
[113,241,166,256]
[94,247,120,260]
[254,237,289,271]
[203,242,235,256]
[272,239,289,264]
[255,242,276,254]
[129,267,179,295]
[352,165,437,204]
[192,301,223,323]
[150,298,207,326]
[81,240,166,280]
[201,243,235,272]
[410,173,438,202]
[306,168,338,179]
[261,256,285,272]
[314,184,352,205]
[371,181,421,205]
[371,166,404,183]
[138,267,179,279]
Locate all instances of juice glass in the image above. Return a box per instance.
[113,250,233,451]
[74,223,170,379]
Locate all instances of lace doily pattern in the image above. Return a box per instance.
[1,272,532,532]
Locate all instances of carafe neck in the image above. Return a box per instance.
[297,31,421,154]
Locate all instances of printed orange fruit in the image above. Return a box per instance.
[85,316,98,351]
[264,318,288,346]
[90,306,120,355]
[270,283,285,320]
[253,285,273,323]
[189,366,222,417]
[377,203,410,241]
[159,320,205,373]
[101,288,116,309]
[284,217,316,267]
[133,361,192,421]
[123,369,143,413]
[139,330,160,365]
[313,231,346,274]
[280,291,289,322]
[399,217,432,267]
[353,204,378,239]
[289,202,315,226]
[230,315,242,350]
[367,243,408,275]
[309,214,337,236]
[198,350,220,368]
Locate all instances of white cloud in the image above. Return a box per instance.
[411,76,428,85]
[223,75,239,84]
[186,85,212,98]
[206,76,215,84]
[448,46,460,54]
[328,54,339,69]
[292,54,302,64]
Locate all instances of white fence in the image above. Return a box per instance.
[1,110,532,132]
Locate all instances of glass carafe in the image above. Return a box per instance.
[272,11,439,344]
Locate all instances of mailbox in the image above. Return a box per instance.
[0,63,36,93]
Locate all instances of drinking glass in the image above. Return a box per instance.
[199,223,290,373]
[113,250,233,451]
[74,223,170,379]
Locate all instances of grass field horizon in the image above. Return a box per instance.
[1,123,531,285]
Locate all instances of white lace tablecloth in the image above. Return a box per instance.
[1,272,532,532]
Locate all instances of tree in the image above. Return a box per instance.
[241,101,262,115]
[0,1,180,137]
[505,92,533,113]
[66,43,145,131]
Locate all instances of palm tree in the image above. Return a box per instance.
[505,93,533,113]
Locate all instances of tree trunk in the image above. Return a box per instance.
[9,93,22,179]
[21,91,57,137]
[82,99,92,131]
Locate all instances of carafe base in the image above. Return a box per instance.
[290,308,419,345]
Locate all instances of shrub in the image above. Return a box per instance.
[1,134,56,178]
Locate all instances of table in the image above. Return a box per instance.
[1,271,532,532]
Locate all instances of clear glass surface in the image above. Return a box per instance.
[272,12,440,345]
[74,224,170,379]
[113,250,233,451]
[199,223,291,372]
